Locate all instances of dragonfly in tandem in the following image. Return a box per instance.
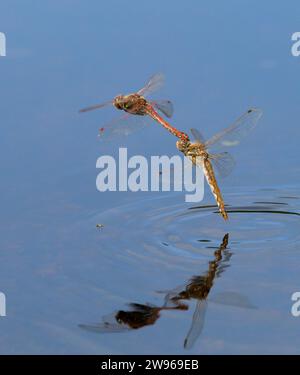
[176,108,263,220]
[79,73,189,141]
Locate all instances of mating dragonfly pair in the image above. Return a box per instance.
[79,74,263,220]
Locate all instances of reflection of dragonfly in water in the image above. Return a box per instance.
[79,73,189,141]
[79,234,255,348]
[79,296,187,334]
[165,233,231,349]
[176,108,263,220]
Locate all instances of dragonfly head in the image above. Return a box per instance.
[113,95,126,110]
[114,94,135,111]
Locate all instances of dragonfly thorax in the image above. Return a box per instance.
[187,144,207,158]
[176,140,206,157]
[113,94,147,115]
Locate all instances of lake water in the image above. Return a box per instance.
[0,0,300,354]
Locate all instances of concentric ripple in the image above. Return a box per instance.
[77,186,300,352]
[89,186,300,272]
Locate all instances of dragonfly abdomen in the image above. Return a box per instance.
[146,105,190,141]
[203,159,228,220]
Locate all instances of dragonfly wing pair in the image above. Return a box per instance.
[190,108,263,178]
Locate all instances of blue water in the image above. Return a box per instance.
[0,0,300,354]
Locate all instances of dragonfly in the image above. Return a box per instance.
[79,73,189,141]
[176,108,263,220]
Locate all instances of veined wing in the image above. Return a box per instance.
[79,100,113,113]
[209,152,236,178]
[137,73,165,97]
[184,300,208,349]
[184,130,233,178]
[205,108,263,149]
[98,113,152,141]
[185,146,233,179]
[190,128,206,144]
[150,100,174,118]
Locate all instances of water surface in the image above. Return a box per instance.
[0,0,300,354]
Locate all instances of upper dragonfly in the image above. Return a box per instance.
[79,73,189,141]
[176,108,263,220]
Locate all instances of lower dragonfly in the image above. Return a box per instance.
[176,108,263,220]
[79,73,189,142]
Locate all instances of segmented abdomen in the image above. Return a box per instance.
[145,105,189,141]
[203,159,228,220]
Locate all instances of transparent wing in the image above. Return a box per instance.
[184,300,208,349]
[210,291,257,309]
[79,100,113,113]
[209,152,236,178]
[98,113,153,141]
[205,108,263,149]
[137,73,165,97]
[162,284,186,307]
[150,100,174,118]
[79,322,130,333]
[79,312,131,333]
[190,128,206,144]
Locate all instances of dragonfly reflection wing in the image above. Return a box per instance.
[79,312,131,333]
[205,108,263,150]
[98,113,152,141]
[79,100,113,113]
[184,300,208,349]
[79,322,131,333]
[210,291,257,309]
[190,128,206,144]
[137,73,165,97]
[162,285,186,307]
[209,152,236,178]
[150,100,174,118]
